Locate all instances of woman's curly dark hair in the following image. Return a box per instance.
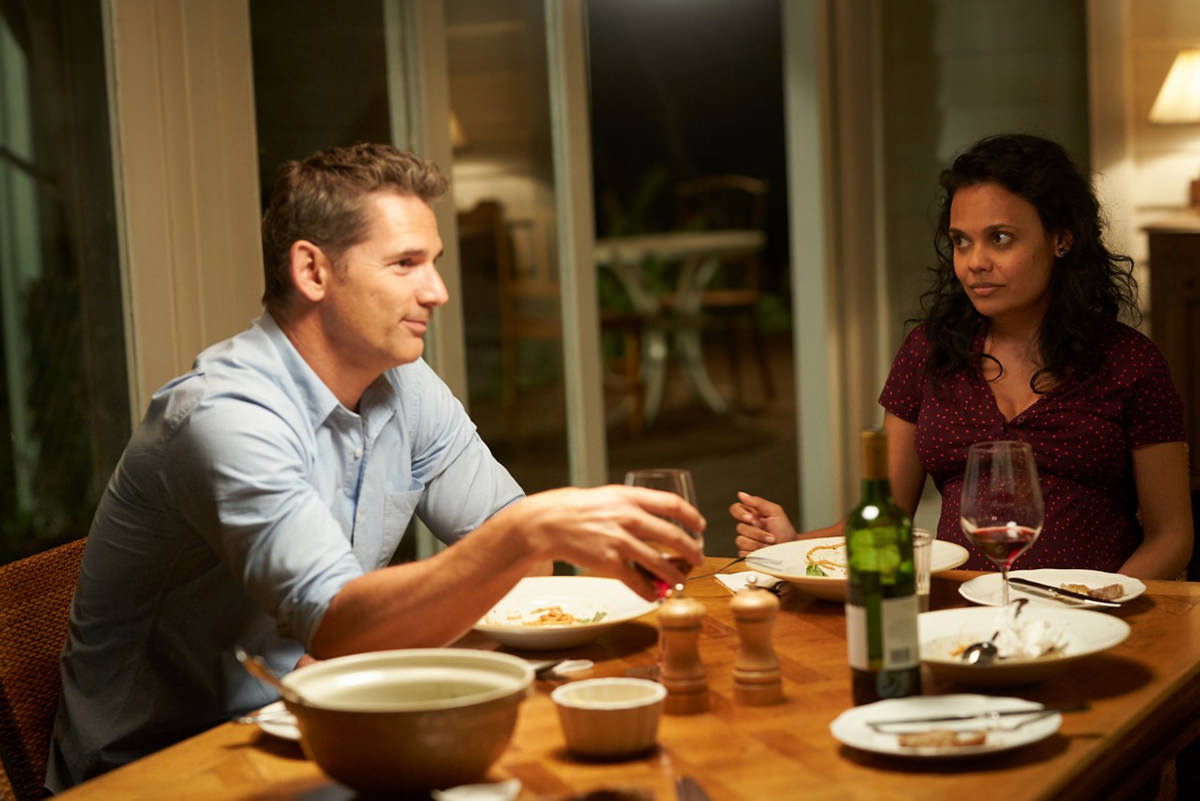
[919,134,1139,389]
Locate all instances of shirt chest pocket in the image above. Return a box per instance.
[371,489,424,570]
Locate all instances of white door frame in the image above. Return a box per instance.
[103,0,263,422]
[783,0,885,526]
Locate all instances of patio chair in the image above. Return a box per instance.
[458,200,645,435]
[673,174,774,409]
[0,538,86,801]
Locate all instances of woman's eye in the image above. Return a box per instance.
[991,232,1013,245]
[950,235,967,249]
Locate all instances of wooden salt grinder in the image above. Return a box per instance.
[731,585,783,705]
[658,596,708,714]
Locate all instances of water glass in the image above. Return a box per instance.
[912,528,935,612]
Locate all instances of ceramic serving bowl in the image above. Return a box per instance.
[280,649,533,792]
[551,677,666,758]
[919,606,1130,687]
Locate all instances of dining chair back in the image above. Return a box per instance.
[0,538,86,801]
[457,199,644,435]
[674,174,774,407]
[457,200,560,430]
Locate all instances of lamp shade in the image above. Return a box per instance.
[1149,49,1200,123]
[449,111,468,149]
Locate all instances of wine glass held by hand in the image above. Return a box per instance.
[624,469,705,599]
[960,441,1045,606]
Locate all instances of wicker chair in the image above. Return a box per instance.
[0,539,86,801]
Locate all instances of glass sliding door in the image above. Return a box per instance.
[586,0,797,555]
[445,0,570,494]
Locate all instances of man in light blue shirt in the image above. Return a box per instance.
[46,144,703,790]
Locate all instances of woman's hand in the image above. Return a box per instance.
[730,491,797,556]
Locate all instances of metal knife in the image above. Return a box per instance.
[1008,577,1123,607]
[675,775,714,801]
[865,702,1088,730]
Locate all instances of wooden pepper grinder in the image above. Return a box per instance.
[658,596,708,714]
[731,583,783,705]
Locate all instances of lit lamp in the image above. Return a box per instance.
[1149,48,1200,208]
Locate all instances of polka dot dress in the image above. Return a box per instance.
[879,323,1186,572]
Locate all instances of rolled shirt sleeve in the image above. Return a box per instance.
[170,397,366,650]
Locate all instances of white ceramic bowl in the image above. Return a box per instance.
[552,678,666,757]
[745,536,971,601]
[919,606,1130,686]
[280,649,533,792]
[474,576,657,650]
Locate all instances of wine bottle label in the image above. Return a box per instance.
[846,604,869,669]
[879,595,919,669]
[845,595,920,670]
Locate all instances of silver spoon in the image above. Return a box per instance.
[961,598,1029,665]
[234,646,305,706]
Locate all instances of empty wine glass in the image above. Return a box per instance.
[960,441,1045,607]
[624,468,703,599]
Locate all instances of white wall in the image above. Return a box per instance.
[1090,0,1200,324]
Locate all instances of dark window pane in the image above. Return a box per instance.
[0,0,129,562]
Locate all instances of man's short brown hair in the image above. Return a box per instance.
[260,143,447,309]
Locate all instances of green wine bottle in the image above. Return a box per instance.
[845,427,920,705]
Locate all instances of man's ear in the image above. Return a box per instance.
[288,240,331,302]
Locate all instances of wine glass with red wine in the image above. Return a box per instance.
[960,441,1045,607]
[623,468,703,599]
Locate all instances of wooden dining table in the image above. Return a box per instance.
[53,557,1200,801]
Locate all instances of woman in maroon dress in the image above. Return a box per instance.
[732,134,1192,578]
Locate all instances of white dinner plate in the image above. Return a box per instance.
[474,576,657,650]
[958,568,1146,609]
[920,606,1130,686]
[254,701,300,741]
[830,694,1061,758]
[746,536,970,601]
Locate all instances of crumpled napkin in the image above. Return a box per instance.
[992,604,1069,659]
[714,571,782,594]
[432,778,521,801]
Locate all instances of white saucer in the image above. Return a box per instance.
[958,568,1145,609]
[830,694,1061,758]
[254,700,300,741]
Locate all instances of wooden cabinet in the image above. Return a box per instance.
[1144,216,1200,493]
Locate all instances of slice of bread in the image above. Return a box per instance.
[897,729,988,748]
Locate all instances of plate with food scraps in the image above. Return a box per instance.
[474,576,657,650]
[830,694,1061,758]
[958,568,1146,610]
[919,605,1130,686]
[745,536,970,601]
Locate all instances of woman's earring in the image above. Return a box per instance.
[1056,246,1068,257]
